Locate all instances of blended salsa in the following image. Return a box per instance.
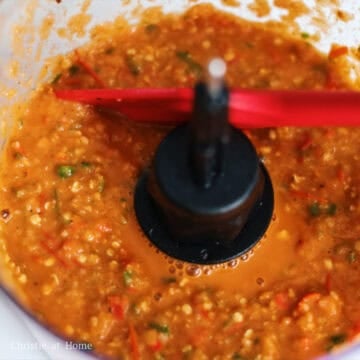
[1,4,360,360]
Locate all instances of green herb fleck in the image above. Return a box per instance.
[301,32,310,39]
[17,118,24,130]
[232,353,245,360]
[57,165,76,179]
[308,202,337,217]
[312,63,327,74]
[98,176,105,193]
[154,353,165,360]
[326,334,346,351]
[149,322,170,335]
[13,152,23,160]
[308,202,321,217]
[125,55,140,76]
[80,161,92,168]
[162,277,177,284]
[68,65,80,76]
[326,203,337,216]
[123,270,133,287]
[245,41,254,48]
[105,47,115,55]
[348,250,357,264]
[330,334,346,344]
[176,51,203,77]
[145,24,158,33]
[131,302,141,315]
[51,73,62,84]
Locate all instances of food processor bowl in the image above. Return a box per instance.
[1,1,360,359]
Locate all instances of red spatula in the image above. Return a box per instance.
[55,87,360,128]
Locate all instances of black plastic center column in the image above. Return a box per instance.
[134,60,274,264]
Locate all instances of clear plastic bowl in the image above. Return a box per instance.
[1,1,360,359]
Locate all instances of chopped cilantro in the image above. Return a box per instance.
[51,73,62,84]
[125,55,140,76]
[105,47,115,55]
[301,32,310,39]
[348,251,357,264]
[326,203,337,216]
[162,277,177,284]
[80,161,92,168]
[17,118,24,129]
[145,24,158,33]
[176,51,203,77]
[232,353,245,360]
[13,152,23,160]
[149,322,170,335]
[308,202,337,217]
[326,333,346,351]
[68,64,80,76]
[57,165,76,179]
[123,270,133,287]
[308,202,321,217]
[154,353,165,360]
[98,176,105,193]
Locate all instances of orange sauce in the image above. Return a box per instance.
[1,5,359,360]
